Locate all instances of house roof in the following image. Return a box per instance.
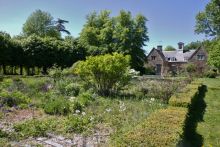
[162,49,196,62]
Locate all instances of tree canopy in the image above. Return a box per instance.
[195,0,220,37]
[208,39,220,70]
[22,9,61,38]
[164,45,175,51]
[79,10,149,73]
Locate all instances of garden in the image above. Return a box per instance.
[0,54,192,146]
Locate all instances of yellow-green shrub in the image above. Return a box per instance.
[169,82,202,107]
[116,107,187,147]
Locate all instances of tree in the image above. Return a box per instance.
[79,10,149,73]
[208,39,220,71]
[74,53,131,96]
[195,0,220,37]
[164,45,175,51]
[23,9,60,38]
[55,18,71,35]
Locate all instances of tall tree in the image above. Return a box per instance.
[195,0,220,37]
[208,39,220,71]
[55,18,71,35]
[23,9,60,38]
[79,10,149,73]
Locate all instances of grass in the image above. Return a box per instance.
[197,77,220,146]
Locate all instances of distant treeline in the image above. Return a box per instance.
[0,33,85,75]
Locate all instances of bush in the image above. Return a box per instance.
[205,70,217,78]
[0,76,3,82]
[64,83,80,96]
[43,97,70,115]
[48,65,63,82]
[117,107,187,147]
[169,83,202,107]
[0,91,30,107]
[65,115,91,133]
[0,129,8,138]
[13,118,60,139]
[74,53,131,96]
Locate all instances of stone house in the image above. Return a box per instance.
[146,42,208,75]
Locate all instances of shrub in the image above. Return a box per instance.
[205,70,217,78]
[13,118,60,139]
[117,107,187,147]
[74,53,131,96]
[48,65,63,82]
[43,97,70,115]
[64,83,80,96]
[0,91,30,107]
[0,76,3,82]
[0,129,8,138]
[169,83,201,107]
[65,115,91,133]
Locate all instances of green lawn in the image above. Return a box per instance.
[197,78,220,146]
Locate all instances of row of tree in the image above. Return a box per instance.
[0,9,149,75]
[0,33,85,75]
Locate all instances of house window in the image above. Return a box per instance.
[171,57,176,61]
[197,55,205,60]
[151,56,156,60]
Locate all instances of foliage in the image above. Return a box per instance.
[207,39,220,70]
[184,41,202,51]
[195,0,220,37]
[65,115,92,133]
[13,118,62,139]
[0,91,30,108]
[205,70,218,78]
[74,53,131,96]
[43,97,70,115]
[79,10,149,73]
[185,63,196,75]
[22,9,60,38]
[169,83,201,107]
[116,107,187,147]
[0,129,8,138]
[164,45,176,51]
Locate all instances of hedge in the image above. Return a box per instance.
[169,82,202,107]
[115,81,205,147]
[117,107,187,147]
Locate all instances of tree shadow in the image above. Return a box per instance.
[178,85,207,147]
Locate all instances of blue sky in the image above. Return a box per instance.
[0,0,210,53]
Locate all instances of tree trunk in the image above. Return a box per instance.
[20,65,23,75]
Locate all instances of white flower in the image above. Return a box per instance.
[69,97,76,102]
[150,98,155,101]
[82,112,86,116]
[106,108,112,112]
[75,110,80,114]
[90,116,94,121]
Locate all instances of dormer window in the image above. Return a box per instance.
[171,57,176,61]
[197,55,205,60]
[151,56,156,60]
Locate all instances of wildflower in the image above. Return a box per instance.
[150,98,155,101]
[75,110,80,114]
[82,112,86,116]
[69,97,76,102]
[106,108,112,112]
[90,116,94,121]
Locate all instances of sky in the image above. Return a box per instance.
[0,0,210,53]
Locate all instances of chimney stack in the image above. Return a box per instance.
[178,42,184,50]
[157,45,163,51]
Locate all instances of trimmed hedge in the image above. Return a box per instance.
[118,107,187,147]
[116,81,204,147]
[169,82,202,107]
